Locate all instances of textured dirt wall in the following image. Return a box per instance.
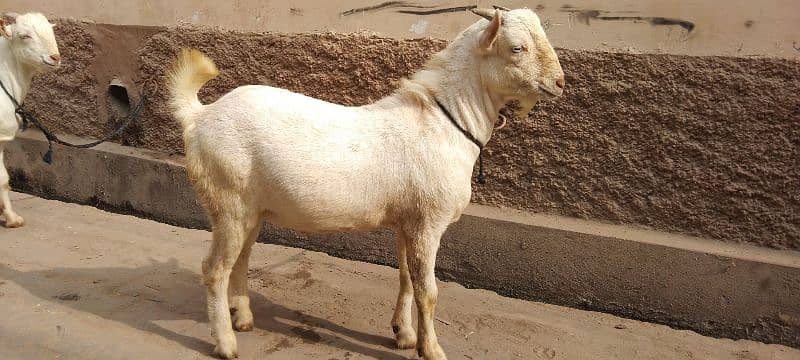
[7,0,800,58]
[23,21,800,249]
[135,27,447,153]
[24,21,98,137]
[488,52,800,250]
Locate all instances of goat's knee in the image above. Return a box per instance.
[201,257,225,288]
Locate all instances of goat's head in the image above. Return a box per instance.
[468,8,564,111]
[1,12,61,71]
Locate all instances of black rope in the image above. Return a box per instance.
[434,98,486,184]
[1,79,147,164]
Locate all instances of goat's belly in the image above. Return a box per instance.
[259,190,390,233]
[263,205,387,233]
[266,216,384,233]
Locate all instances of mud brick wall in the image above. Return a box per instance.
[22,21,800,249]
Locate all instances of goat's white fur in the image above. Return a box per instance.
[0,12,60,228]
[168,8,563,359]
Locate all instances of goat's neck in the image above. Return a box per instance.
[431,66,504,148]
[0,40,34,103]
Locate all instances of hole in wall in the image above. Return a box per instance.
[106,77,133,145]
[107,78,131,118]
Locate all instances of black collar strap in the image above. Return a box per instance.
[0,79,29,131]
[434,99,486,184]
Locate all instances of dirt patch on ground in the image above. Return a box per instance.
[22,21,800,249]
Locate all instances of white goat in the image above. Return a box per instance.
[0,12,60,227]
[168,8,563,359]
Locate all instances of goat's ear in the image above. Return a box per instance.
[471,8,494,21]
[478,9,502,49]
[0,13,19,39]
[2,12,19,25]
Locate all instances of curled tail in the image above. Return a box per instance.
[167,48,219,131]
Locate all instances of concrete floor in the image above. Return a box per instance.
[0,193,796,360]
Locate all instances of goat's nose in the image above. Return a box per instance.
[50,54,61,63]
[555,75,565,90]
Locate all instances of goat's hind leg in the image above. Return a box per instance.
[391,229,417,349]
[203,205,259,359]
[228,220,263,332]
[0,143,23,228]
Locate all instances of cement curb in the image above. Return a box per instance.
[6,130,799,348]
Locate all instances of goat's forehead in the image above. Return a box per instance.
[15,13,53,33]
[503,10,544,35]
[505,9,541,25]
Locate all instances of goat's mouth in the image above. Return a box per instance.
[538,84,562,98]
[41,58,60,67]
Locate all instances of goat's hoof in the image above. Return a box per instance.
[231,307,254,332]
[393,326,417,349]
[214,333,238,359]
[4,214,24,228]
[214,344,238,359]
[418,344,447,360]
[234,321,253,332]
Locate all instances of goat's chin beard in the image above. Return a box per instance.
[517,98,538,116]
[19,60,49,74]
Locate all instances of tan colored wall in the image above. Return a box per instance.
[21,21,800,250]
[4,0,800,58]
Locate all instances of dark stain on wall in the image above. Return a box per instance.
[23,20,800,250]
[341,1,475,16]
[396,5,477,16]
[341,1,436,16]
[562,8,696,33]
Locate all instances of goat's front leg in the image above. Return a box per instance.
[406,224,448,360]
[391,230,417,349]
[0,144,23,228]
[227,222,262,332]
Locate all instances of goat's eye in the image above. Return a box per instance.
[511,46,524,54]
[19,34,32,40]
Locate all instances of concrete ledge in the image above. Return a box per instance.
[6,130,800,348]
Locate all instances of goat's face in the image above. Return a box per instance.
[472,8,564,110]
[1,13,61,71]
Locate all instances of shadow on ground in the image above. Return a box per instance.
[0,258,407,359]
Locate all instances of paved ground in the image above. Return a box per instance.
[0,193,797,360]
